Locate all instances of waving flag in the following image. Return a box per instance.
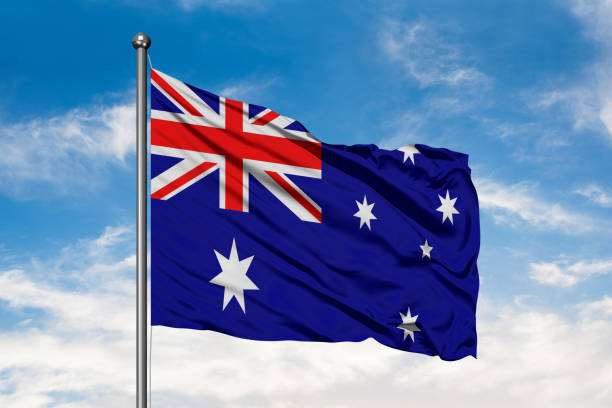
[150,69,480,360]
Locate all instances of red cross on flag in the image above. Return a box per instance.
[150,69,323,223]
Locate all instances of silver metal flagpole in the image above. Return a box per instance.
[132,32,151,408]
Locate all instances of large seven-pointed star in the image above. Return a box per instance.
[397,307,421,342]
[436,189,460,224]
[209,238,258,313]
[397,144,420,165]
[354,195,377,230]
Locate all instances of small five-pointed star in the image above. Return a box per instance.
[420,239,433,259]
[436,189,460,224]
[397,144,420,164]
[397,307,421,342]
[209,238,258,313]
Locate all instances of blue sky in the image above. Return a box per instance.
[1,0,611,406]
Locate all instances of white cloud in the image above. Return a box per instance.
[380,20,487,88]
[531,0,612,141]
[0,268,133,333]
[0,226,136,406]
[175,0,259,11]
[599,98,612,136]
[0,101,134,197]
[377,94,483,151]
[579,295,612,319]
[219,78,278,101]
[1,228,612,406]
[391,299,612,407]
[531,87,603,132]
[575,184,612,207]
[529,262,579,287]
[530,257,612,287]
[0,226,135,333]
[89,225,134,255]
[475,177,597,234]
[569,0,612,43]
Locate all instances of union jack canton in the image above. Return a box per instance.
[150,69,480,361]
[150,69,322,223]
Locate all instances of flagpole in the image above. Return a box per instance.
[132,32,151,408]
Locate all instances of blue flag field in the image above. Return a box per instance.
[150,69,480,361]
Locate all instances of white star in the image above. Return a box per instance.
[420,239,433,259]
[397,307,421,342]
[397,144,420,164]
[436,190,460,224]
[209,239,258,313]
[354,195,377,230]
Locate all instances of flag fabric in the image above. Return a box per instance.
[150,69,480,361]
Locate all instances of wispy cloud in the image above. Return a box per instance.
[0,226,135,406]
[575,184,612,207]
[475,178,598,234]
[528,0,612,142]
[600,98,612,136]
[528,86,609,137]
[380,20,487,88]
[529,257,612,287]
[219,78,278,101]
[570,0,612,44]
[0,100,134,197]
[0,226,135,331]
[579,295,612,319]
[174,0,261,11]
[1,229,612,406]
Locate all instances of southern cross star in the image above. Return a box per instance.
[397,144,420,165]
[436,189,460,224]
[420,239,433,259]
[209,238,258,313]
[354,195,377,230]
[397,307,421,342]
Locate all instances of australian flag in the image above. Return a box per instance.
[150,69,480,361]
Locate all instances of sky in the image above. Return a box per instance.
[1,0,611,406]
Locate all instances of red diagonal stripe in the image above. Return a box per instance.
[151,161,216,199]
[151,70,202,117]
[266,171,322,223]
[252,110,280,126]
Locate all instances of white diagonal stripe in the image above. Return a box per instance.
[153,69,223,119]
[151,109,226,129]
[248,107,272,123]
[245,159,322,178]
[248,160,321,223]
[151,146,225,202]
[158,163,220,200]
[151,81,190,116]
[274,171,321,214]
[250,170,319,223]
[241,108,319,142]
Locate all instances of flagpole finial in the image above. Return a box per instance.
[132,32,151,49]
